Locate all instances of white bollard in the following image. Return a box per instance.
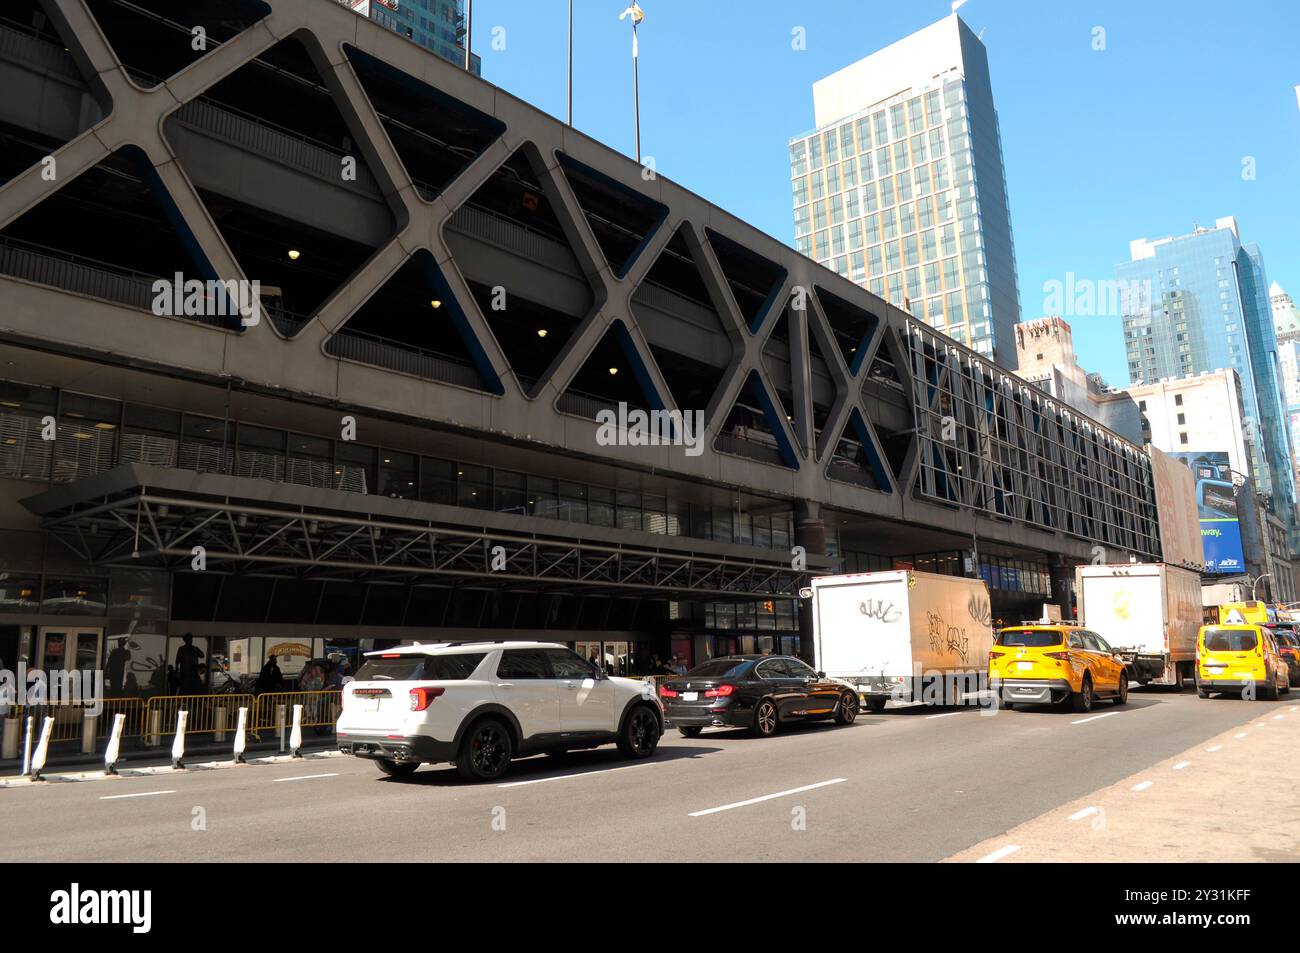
[277,704,286,752]
[104,713,126,775]
[1,716,17,760]
[147,708,161,747]
[214,706,227,743]
[290,704,304,758]
[30,717,54,781]
[171,710,188,769]
[21,716,32,776]
[81,711,97,755]
[233,706,248,764]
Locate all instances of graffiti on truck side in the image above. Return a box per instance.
[860,599,902,624]
[927,610,971,664]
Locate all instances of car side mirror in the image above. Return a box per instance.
[816,671,826,679]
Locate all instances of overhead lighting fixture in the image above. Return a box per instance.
[608,367,618,375]
[537,328,548,338]
[287,249,301,261]
[430,299,443,309]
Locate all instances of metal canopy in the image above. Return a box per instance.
[24,465,826,599]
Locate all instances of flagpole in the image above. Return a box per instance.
[632,19,640,162]
[463,0,472,71]
[566,0,573,125]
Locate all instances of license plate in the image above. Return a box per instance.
[1017,661,1034,671]
[1233,672,1253,679]
[1206,666,1225,673]
[682,692,698,701]
[362,699,379,713]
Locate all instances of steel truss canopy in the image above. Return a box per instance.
[23,465,828,600]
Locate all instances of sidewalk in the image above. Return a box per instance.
[945,703,1300,862]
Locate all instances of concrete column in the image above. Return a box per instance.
[1049,559,1075,620]
[795,500,825,663]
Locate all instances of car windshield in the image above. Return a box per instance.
[684,659,750,678]
[996,629,1064,647]
[1201,629,1258,652]
[355,653,486,681]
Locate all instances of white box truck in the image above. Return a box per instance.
[1074,563,1200,687]
[809,570,995,712]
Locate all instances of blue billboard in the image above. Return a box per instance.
[1171,451,1245,574]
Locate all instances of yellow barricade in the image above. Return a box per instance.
[4,698,146,745]
[144,693,255,745]
[249,690,342,740]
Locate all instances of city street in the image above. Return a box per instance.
[2,689,1289,863]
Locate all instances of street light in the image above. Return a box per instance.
[1250,572,1273,601]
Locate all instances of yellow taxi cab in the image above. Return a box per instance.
[989,623,1128,713]
[1195,623,1292,700]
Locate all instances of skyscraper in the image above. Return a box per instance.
[336,0,480,75]
[787,13,1022,368]
[1117,216,1298,549]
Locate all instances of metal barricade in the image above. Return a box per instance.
[4,698,145,745]
[143,694,256,746]
[249,690,342,740]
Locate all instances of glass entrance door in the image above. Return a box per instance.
[36,627,102,674]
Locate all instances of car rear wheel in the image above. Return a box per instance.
[1113,674,1129,706]
[1000,700,1015,711]
[617,705,661,758]
[677,726,703,738]
[1261,679,1278,702]
[456,718,513,782]
[753,699,779,737]
[375,758,418,778]
[834,691,858,725]
[1071,676,1094,714]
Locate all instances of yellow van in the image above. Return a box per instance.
[1196,624,1291,700]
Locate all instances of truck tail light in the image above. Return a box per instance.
[704,684,736,698]
[409,686,445,711]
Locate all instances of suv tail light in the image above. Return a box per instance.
[1045,651,1071,661]
[659,687,679,698]
[409,686,445,711]
[988,650,1005,660]
[704,684,736,698]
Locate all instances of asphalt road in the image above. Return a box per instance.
[0,688,1280,862]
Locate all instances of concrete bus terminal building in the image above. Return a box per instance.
[0,0,1163,693]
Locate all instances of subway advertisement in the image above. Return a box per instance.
[1171,451,1245,574]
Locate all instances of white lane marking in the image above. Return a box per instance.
[271,773,339,783]
[976,844,1020,863]
[925,711,964,720]
[688,778,846,817]
[1207,745,1223,752]
[1131,781,1153,792]
[498,761,659,789]
[1289,707,1298,712]
[99,790,176,801]
[1234,732,1249,739]
[1068,806,1100,821]
[1274,715,1285,720]
[1173,761,1191,770]
[1071,711,1119,725]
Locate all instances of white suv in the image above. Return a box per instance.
[337,641,664,782]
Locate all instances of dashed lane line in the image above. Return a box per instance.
[976,844,1020,863]
[271,773,339,783]
[688,778,846,817]
[99,790,176,801]
[1068,806,1100,822]
[1071,711,1120,725]
[1131,781,1153,792]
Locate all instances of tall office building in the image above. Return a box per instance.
[788,13,1022,367]
[336,0,480,75]
[1117,216,1298,550]
[1273,281,1300,341]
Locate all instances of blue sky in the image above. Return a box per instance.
[472,0,1300,385]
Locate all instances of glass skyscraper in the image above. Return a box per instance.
[336,0,480,75]
[787,14,1021,368]
[1118,217,1298,548]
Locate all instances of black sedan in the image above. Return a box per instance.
[659,655,858,738]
